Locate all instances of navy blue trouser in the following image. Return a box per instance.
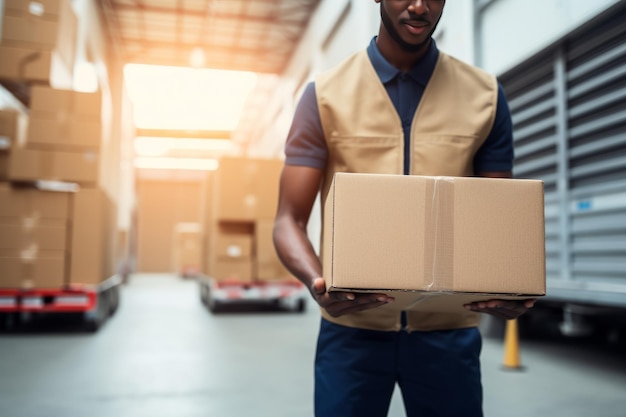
[314,318,483,417]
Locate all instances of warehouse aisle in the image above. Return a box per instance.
[0,274,625,417]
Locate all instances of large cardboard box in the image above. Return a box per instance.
[322,173,546,314]
[8,145,99,184]
[0,46,71,87]
[213,259,253,282]
[0,251,65,288]
[0,152,7,180]
[0,183,71,288]
[215,224,253,258]
[214,157,282,221]
[30,85,101,117]
[173,223,202,276]
[68,187,116,285]
[26,116,101,151]
[0,0,77,73]
[0,221,67,251]
[25,86,102,151]
[0,109,27,146]
[0,182,70,218]
[255,219,293,281]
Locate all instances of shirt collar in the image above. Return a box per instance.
[366,36,439,86]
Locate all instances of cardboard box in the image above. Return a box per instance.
[0,183,70,219]
[0,45,73,88]
[214,157,282,221]
[0,184,69,250]
[68,187,116,285]
[255,219,292,281]
[213,258,253,282]
[215,224,253,258]
[0,0,77,71]
[0,109,28,148]
[0,152,7,180]
[30,86,102,118]
[322,173,546,314]
[173,223,202,276]
[0,221,67,251]
[3,0,65,19]
[8,145,99,184]
[0,250,66,289]
[26,115,101,151]
[0,183,70,288]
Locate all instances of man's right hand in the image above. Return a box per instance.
[311,277,394,317]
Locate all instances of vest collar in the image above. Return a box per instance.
[367,36,439,87]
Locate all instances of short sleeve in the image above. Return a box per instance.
[473,83,514,173]
[284,82,328,170]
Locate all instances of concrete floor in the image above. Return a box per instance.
[0,274,625,417]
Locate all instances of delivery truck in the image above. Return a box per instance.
[497,4,626,341]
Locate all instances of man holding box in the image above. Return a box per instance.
[273,1,535,416]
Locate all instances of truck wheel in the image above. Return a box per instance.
[295,299,306,313]
[84,292,109,332]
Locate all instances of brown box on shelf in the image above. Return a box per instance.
[0,0,77,73]
[68,187,116,286]
[0,45,73,88]
[255,219,292,281]
[0,250,66,289]
[173,223,203,276]
[0,109,28,147]
[214,157,282,222]
[0,183,71,289]
[26,116,102,151]
[30,86,102,118]
[7,145,99,185]
[213,258,254,282]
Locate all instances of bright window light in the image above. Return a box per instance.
[134,157,219,171]
[134,136,233,157]
[124,64,257,131]
[74,61,99,92]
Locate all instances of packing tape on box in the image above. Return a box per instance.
[423,176,455,292]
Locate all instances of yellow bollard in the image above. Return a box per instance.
[502,319,524,370]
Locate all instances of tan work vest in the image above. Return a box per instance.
[316,49,499,331]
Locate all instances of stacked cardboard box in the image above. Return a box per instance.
[0,0,77,88]
[173,222,203,277]
[0,109,27,181]
[0,184,69,288]
[205,156,294,282]
[8,86,102,185]
[0,183,115,289]
[0,89,115,289]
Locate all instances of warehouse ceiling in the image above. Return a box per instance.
[97,0,321,73]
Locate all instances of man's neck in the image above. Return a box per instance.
[375,30,431,73]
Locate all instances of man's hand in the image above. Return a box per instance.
[310,277,394,317]
[464,299,536,320]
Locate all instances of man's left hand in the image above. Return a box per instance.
[464,299,536,320]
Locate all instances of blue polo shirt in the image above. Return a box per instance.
[284,37,514,174]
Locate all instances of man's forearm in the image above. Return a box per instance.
[273,216,322,289]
